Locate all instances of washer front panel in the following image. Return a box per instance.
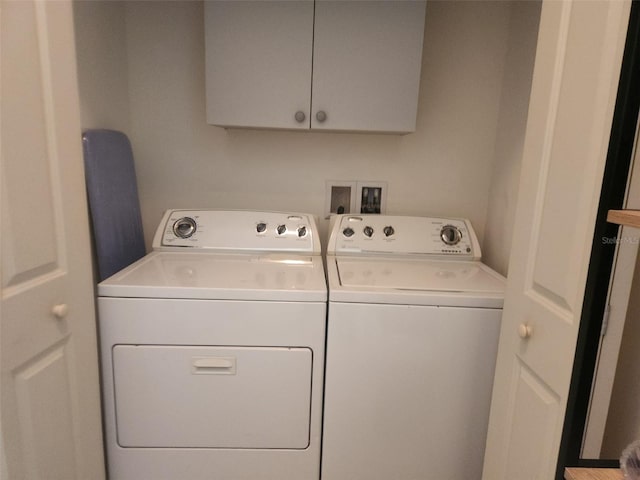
[322,301,501,480]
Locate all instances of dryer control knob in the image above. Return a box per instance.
[363,226,374,237]
[277,224,287,235]
[256,222,267,233]
[440,225,462,245]
[383,226,395,237]
[343,227,355,238]
[297,226,307,237]
[173,217,197,239]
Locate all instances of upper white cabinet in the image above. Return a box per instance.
[311,1,426,133]
[205,0,426,133]
[205,1,315,130]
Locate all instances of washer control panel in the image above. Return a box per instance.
[152,209,321,253]
[327,215,481,260]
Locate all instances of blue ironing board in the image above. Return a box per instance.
[82,129,146,281]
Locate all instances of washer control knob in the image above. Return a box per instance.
[440,225,462,245]
[277,224,287,235]
[173,217,197,239]
[256,222,267,233]
[297,226,307,237]
[363,226,374,237]
[343,227,355,238]
[383,226,395,237]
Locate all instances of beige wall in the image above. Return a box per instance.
[73,1,131,133]
[482,0,541,276]
[73,0,538,269]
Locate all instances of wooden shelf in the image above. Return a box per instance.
[607,209,640,228]
[564,467,623,480]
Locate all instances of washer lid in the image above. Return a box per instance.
[330,257,505,307]
[98,251,327,301]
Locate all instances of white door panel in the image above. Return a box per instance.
[503,362,561,479]
[13,344,78,480]
[1,1,105,478]
[482,1,630,478]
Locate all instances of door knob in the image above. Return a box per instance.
[518,323,532,339]
[52,303,69,319]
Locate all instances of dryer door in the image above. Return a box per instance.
[112,345,312,449]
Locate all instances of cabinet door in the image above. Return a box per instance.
[311,0,426,133]
[205,0,314,129]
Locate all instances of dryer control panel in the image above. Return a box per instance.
[327,215,481,260]
[152,209,321,253]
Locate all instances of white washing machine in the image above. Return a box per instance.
[98,209,326,480]
[321,214,505,480]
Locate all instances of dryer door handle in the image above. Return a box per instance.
[192,357,236,375]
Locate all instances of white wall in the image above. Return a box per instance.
[73,1,131,133]
[73,1,539,270]
[482,0,541,276]
[123,0,516,253]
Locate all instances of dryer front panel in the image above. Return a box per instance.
[112,345,312,449]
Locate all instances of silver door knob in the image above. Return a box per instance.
[316,110,327,123]
[52,303,69,319]
[294,111,306,123]
[518,323,532,339]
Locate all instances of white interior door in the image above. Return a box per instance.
[1,1,105,479]
[482,1,631,479]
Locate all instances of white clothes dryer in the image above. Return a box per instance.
[98,210,326,480]
[321,214,505,480]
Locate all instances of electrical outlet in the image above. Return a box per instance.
[325,181,357,217]
[355,181,387,214]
